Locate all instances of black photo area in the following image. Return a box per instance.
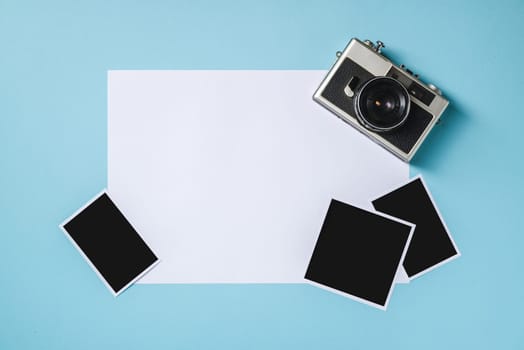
[63,193,158,294]
[372,178,458,278]
[305,199,412,307]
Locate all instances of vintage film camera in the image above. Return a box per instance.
[313,38,449,161]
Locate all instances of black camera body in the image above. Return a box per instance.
[314,38,449,162]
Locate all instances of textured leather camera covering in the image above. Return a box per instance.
[321,58,373,118]
[381,103,432,153]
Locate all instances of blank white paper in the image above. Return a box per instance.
[108,70,408,283]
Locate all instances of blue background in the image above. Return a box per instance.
[1,0,523,348]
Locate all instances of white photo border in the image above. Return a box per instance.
[59,189,160,297]
[304,201,415,311]
[370,174,461,281]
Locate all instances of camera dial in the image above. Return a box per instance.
[354,77,411,132]
[428,83,442,96]
[363,40,385,53]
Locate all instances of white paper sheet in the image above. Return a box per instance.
[108,70,408,283]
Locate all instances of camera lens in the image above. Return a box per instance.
[354,77,410,132]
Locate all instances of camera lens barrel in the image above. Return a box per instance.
[354,76,411,132]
